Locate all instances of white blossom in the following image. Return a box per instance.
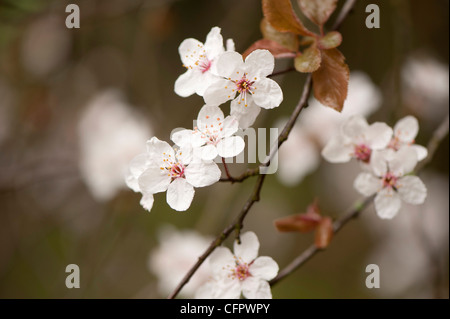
[171,105,245,161]
[204,49,283,129]
[354,147,427,219]
[195,231,279,299]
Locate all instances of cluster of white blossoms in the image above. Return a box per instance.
[322,115,428,219]
[126,27,283,212]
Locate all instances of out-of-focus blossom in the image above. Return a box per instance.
[78,90,152,201]
[277,71,382,186]
[0,78,14,145]
[21,15,71,78]
[149,226,212,297]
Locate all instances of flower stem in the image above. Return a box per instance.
[221,158,235,182]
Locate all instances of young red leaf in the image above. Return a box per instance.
[262,0,314,36]
[274,214,320,233]
[312,48,349,112]
[294,44,321,73]
[260,18,299,52]
[317,31,342,50]
[242,39,296,59]
[297,0,337,27]
[314,217,334,249]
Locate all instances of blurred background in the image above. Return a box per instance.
[0,0,448,298]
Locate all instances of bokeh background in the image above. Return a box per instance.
[0,0,448,298]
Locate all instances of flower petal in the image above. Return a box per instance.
[249,256,279,281]
[179,38,204,67]
[174,70,199,97]
[215,51,245,78]
[140,193,154,212]
[220,115,239,138]
[234,231,259,264]
[342,115,368,140]
[204,27,224,60]
[217,136,245,158]
[370,150,388,177]
[184,161,221,188]
[138,166,171,194]
[245,49,274,78]
[252,78,283,109]
[197,105,224,130]
[200,144,219,161]
[146,137,175,164]
[374,188,402,219]
[365,122,393,149]
[230,97,261,129]
[389,146,418,176]
[209,247,235,278]
[394,115,419,143]
[397,175,427,205]
[166,178,195,211]
[411,144,428,161]
[321,135,353,163]
[195,279,241,299]
[126,153,148,192]
[354,172,381,196]
[171,129,204,148]
[242,277,272,299]
[203,78,236,106]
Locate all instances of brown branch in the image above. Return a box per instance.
[332,0,357,30]
[221,157,235,182]
[268,67,296,78]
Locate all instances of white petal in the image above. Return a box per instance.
[245,49,274,78]
[234,231,259,264]
[217,136,245,158]
[171,129,204,148]
[242,277,272,299]
[370,150,388,177]
[179,38,203,67]
[146,137,175,163]
[321,135,353,163]
[394,115,419,143]
[230,97,261,129]
[203,78,235,106]
[195,71,221,96]
[174,70,199,97]
[354,173,381,196]
[166,178,195,211]
[411,144,428,161]
[215,51,245,78]
[140,193,154,212]
[365,122,393,149]
[194,281,215,299]
[184,161,221,188]
[251,78,283,109]
[125,172,140,192]
[342,116,369,141]
[128,153,148,177]
[249,256,279,281]
[204,27,224,59]
[389,146,418,176]
[209,247,235,278]
[397,175,427,205]
[197,105,224,130]
[226,38,235,52]
[220,115,239,138]
[195,279,241,299]
[138,166,171,194]
[374,188,402,219]
[200,144,218,161]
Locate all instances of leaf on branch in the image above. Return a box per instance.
[317,31,342,50]
[314,217,334,249]
[260,18,299,52]
[312,48,349,112]
[242,39,296,59]
[294,44,321,73]
[274,214,320,233]
[297,0,337,27]
[262,0,313,36]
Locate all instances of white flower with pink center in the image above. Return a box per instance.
[126,137,221,211]
[354,147,427,219]
[385,115,428,161]
[203,49,283,129]
[175,27,231,97]
[195,231,279,299]
[322,115,393,164]
[171,105,245,161]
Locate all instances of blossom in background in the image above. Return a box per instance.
[354,147,427,219]
[78,90,152,201]
[149,226,212,297]
[171,105,245,161]
[130,137,221,211]
[196,231,279,299]
[322,115,393,164]
[385,115,428,161]
[175,27,232,97]
[204,49,283,129]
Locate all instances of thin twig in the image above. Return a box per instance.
[332,0,357,30]
[268,67,296,78]
[221,158,235,182]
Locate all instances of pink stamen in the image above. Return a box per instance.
[382,172,398,189]
[354,144,372,163]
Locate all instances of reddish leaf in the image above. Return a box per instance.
[242,39,296,59]
[297,0,337,26]
[314,217,334,249]
[262,0,313,36]
[260,18,299,52]
[274,214,320,233]
[294,44,321,73]
[312,48,349,112]
[317,31,342,50]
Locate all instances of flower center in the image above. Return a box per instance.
[232,73,255,107]
[161,152,185,179]
[233,261,251,281]
[382,172,398,189]
[183,44,212,73]
[354,144,372,163]
[170,163,185,178]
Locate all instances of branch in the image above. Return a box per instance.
[270,114,450,287]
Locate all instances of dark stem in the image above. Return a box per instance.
[268,67,296,78]
[221,157,235,182]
